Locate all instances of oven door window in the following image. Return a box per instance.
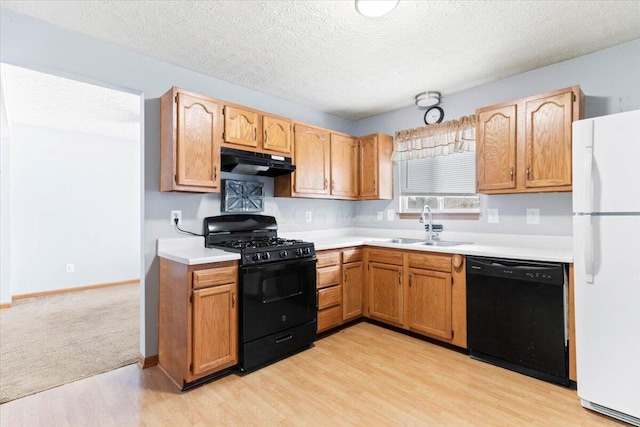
[262,274,302,303]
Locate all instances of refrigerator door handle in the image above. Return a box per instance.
[584,215,594,284]
[583,121,594,214]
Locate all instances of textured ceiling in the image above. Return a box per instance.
[2,1,640,120]
[1,64,140,140]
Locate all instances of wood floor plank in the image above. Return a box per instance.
[0,322,625,426]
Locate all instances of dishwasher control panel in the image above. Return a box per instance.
[467,257,565,285]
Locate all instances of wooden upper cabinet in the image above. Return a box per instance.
[330,133,359,199]
[524,91,573,188]
[358,133,393,200]
[476,105,517,192]
[223,106,259,149]
[160,88,221,193]
[292,124,331,195]
[263,115,292,154]
[475,85,583,194]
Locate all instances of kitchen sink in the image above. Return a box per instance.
[414,240,471,247]
[384,238,426,244]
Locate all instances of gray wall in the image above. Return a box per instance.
[2,7,638,357]
[0,9,357,357]
[353,39,640,237]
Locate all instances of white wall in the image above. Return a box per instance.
[352,39,640,237]
[9,124,140,294]
[0,134,10,304]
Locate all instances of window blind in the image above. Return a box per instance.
[399,151,476,195]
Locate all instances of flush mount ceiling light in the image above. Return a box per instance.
[415,91,441,108]
[355,0,399,17]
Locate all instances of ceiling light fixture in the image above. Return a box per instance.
[355,0,399,17]
[415,91,441,108]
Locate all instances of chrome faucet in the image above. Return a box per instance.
[419,205,434,242]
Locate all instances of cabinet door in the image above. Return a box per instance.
[223,106,259,149]
[176,92,221,190]
[330,134,358,198]
[343,261,364,321]
[476,105,517,192]
[358,135,379,198]
[524,91,573,189]
[368,262,403,326]
[408,268,452,339]
[263,115,292,155]
[293,124,330,195]
[192,283,238,376]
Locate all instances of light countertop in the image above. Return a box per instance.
[158,229,572,265]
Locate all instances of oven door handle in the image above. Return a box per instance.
[242,256,317,274]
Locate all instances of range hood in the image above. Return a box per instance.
[220,147,295,177]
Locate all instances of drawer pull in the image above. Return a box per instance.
[275,334,293,344]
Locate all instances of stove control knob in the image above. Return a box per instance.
[252,253,260,261]
[303,247,311,255]
[261,252,270,260]
[279,250,288,258]
[295,248,304,256]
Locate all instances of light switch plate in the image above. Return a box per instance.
[377,211,383,221]
[305,211,312,222]
[487,208,499,224]
[386,209,395,221]
[527,208,540,224]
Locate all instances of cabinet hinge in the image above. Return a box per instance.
[174,95,178,103]
[174,174,178,183]
[222,106,225,115]
[190,294,193,304]
[451,330,455,339]
[222,132,225,140]
[573,94,576,102]
[189,363,193,372]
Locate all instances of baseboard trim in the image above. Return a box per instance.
[0,302,12,309]
[12,279,140,302]
[138,354,158,369]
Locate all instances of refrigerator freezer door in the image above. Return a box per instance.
[572,110,640,214]
[574,214,640,419]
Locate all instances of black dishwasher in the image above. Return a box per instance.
[466,256,569,386]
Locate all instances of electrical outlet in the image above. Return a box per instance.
[377,211,383,221]
[66,263,74,273]
[527,208,540,225]
[386,209,395,221]
[305,211,312,222]
[487,208,499,224]
[171,210,182,226]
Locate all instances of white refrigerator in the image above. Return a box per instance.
[573,109,640,426]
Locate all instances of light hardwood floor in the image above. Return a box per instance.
[0,322,624,426]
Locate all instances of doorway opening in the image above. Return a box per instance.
[0,63,142,403]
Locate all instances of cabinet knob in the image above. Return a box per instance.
[526,166,531,181]
[231,293,236,308]
[214,165,218,181]
[324,179,328,190]
[510,167,514,181]
[452,254,463,269]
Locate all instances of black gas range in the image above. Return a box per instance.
[203,214,317,372]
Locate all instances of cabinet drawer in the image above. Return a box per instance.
[318,285,342,309]
[318,305,342,332]
[192,265,237,288]
[317,265,341,289]
[368,249,403,265]
[342,248,363,263]
[316,251,341,268]
[408,253,451,272]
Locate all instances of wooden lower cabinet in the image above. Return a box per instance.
[316,247,364,332]
[159,258,238,389]
[368,262,404,326]
[364,248,467,348]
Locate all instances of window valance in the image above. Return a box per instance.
[392,114,477,161]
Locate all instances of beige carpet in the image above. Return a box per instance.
[0,283,139,403]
